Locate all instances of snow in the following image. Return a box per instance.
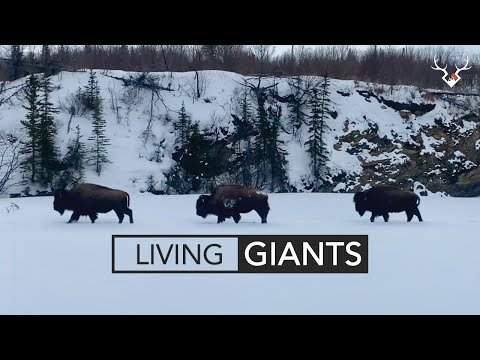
[358,138,378,149]
[1,70,479,195]
[285,140,311,191]
[358,148,410,165]
[458,120,477,135]
[464,161,476,169]
[420,133,445,158]
[448,151,477,171]
[2,69,480,314]
[425,169,442,176]
[413,181,449,197]
[1,193,479,314]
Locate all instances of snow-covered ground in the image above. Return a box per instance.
[1,193,479,314]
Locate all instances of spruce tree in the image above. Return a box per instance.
[173,102,192,148]
[169,103,195,193]
[180,123,219,191]
[236,88,254,186]
[37,75,60,186]
[164,165,190,194]
[305,76,331,190]
[267,103,289,192]
[87,91,111,175]
[250,90,289,191]
[170,117,222,193]
[59,125,86,188]
[9,45,24,81]
[287,76,308,140]
[202,45,218,65]
[58,45,67,65]
[41,45,52,76]
[84,70,100,111]
[20,74,42,183]
[250,94,270,188]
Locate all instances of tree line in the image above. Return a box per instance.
[2,45,480,91]
[19,70,111,191]
[164,75,333,194]
[2,61,336,195]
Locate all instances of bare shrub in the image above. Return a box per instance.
[0,130,22,195]
[58,87,92,133]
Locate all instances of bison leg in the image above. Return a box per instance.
[115,209,125,224]
[217,215,226,223]
[232,213,241,223]
[382,213,389,222]
[414,208,423,222]
[125,208,134,224]
[370,213,376,222]
[406,210,414,222]
[255,208,269,224]
[68,212,80,223]
[89,213,98,223]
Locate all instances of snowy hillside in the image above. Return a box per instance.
[1,70,479,196]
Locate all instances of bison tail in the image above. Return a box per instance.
[126,193,130,207]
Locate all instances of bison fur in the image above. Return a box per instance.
[196,185,270,224]
[53,183,134,224]
[353,185,423,223]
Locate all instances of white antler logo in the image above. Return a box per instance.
[431,56,472,88]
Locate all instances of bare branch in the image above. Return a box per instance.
[0,130,23,195]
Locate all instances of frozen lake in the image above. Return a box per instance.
[1,193,479,314]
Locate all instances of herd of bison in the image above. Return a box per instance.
[51,183,423,224]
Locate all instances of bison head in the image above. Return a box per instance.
[53,189,68,215]
[196,194,211,218]
[353,191,368,217]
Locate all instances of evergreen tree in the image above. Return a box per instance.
[58,125,86,188]
[173,102,192,148]
[305,76,331,190]
[250,93,270,188]
[168,103,196,193]
[58,45,67,65]
[20,74,42,183]
[287,76,309,140]
[87,91,111,175]
[41,45,53,76]
[267,103,289,192]
[249,89,289,192]
[84,70,100,111]
[202,45,218,65]
[9,45,24,81]
[174,123,218,191]
[180,123,219,191]
[37,75,60,186]
[164,165,190,195]
[232,88,254,186]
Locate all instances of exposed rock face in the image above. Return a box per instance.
[333,94,480,196]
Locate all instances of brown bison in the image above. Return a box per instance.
[353,185,423,222]
[53,183,134,224]
[196,185,270,224]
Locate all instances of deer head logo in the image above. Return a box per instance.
[431,56,472,88]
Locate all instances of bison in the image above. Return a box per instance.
[353,185,423,222]
[53,183,134,224]
[196,185,270,224]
